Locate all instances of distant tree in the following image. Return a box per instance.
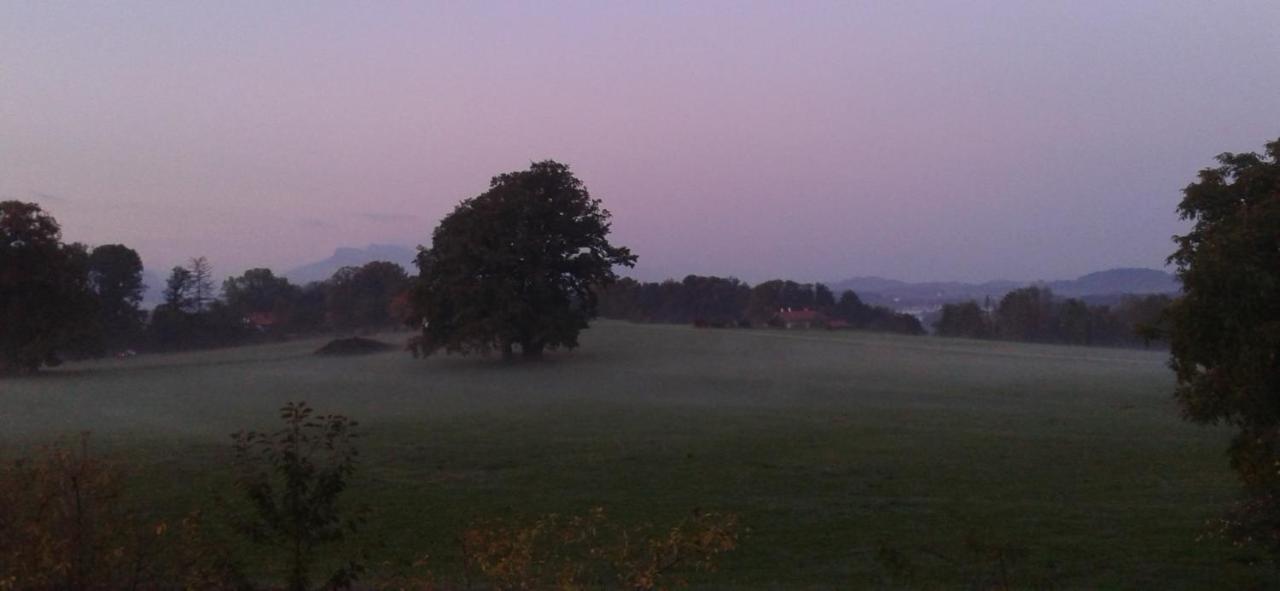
[934,301,990,339]
[680,275,750,325]
[867,311,926,335]
[832,290,870,325]
[1166,137,1280,554]
[0,201,97,373]
[88,244,145,349]
[223,268,302,331]
[326,261,410,332]
[290,282,330,334]
[814,283,836,311]
[413,160,635,359]
[163,266,194,312]
[188,256,215,313]
[746,280,814,325]
[1056,298,1091,345]
[995,286,1055,342]
[150,259,250,351]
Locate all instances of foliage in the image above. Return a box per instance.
[163,265,194,311]
[995,286,1056,342]
[0,434,138,589]
[224,267,306,335]
[0,434,243,590]
[413,160,636,359]
[599,276,750,325]
[324,261,410,333]
[0,201,98,373]
[600,276,924,335]
[224,268,300,316]
[1168,137,1280,554]
[457,507,739,590]
[87,244,146,351]
[231,401,364,590]
[934,301,991,339]
[934,289,1171,346]
[149,258,254,351]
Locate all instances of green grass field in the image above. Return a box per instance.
[0,321,1268,588]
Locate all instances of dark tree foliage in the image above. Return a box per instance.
[291,281,331,334]
[598,275,751,325]
[831,290,869,326]
[232,402,363,591]
[413,160,636,359]
[1166,138,1280,554]
[88,244,145,350]
[224,268,298,314]
[746,280,818,324]
[148,258,251,351]
[0,201,97,373]
[934,301,990,339]
[995,286,1056,342]
[828,288,923,334]
[163,265,194,311]
[325,261,410,333]
[224,267,304,332]
[599,277,924,335]
[934,292,1169,346]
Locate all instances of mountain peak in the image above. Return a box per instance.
[285,244,417,284]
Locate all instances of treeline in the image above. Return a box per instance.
[934,286,1170,347]
[146,258,412,351]
[598,276,925,335]
[1,200,415,373]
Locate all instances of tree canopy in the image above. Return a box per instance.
[1168,137,1280,552]
[0,202,97,373]
[88,244,146,349]
[325,261,410,333]
[413,160,635,358]
[224,268,300,317]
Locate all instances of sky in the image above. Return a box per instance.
[2,1,1277,283]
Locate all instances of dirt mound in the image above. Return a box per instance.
[314,337,394,356]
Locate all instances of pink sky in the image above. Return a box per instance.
[2,1,1277,282]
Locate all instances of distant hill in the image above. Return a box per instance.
[1043,268,1179,297]
[828,268,1179,310]
[284,244,417,284]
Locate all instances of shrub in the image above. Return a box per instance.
[230,401,363,591]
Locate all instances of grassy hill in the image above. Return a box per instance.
[0,322,1266,587]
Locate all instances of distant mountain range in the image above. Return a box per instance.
[143,245,1178,312]
[828,268,1179,310]
[284,244,418,284]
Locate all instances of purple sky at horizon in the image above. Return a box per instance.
[3,1,1277,283]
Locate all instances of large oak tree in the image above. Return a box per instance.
[1168,137,1280,552]
[413,160,635,359]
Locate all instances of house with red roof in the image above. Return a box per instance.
[774,307,827,329]
[244,311,279,332]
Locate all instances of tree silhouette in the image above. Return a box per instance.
[413,160,635,359]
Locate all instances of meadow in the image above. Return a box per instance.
[0,321,1267,588]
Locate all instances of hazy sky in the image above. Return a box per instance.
[2,1,1277,283]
